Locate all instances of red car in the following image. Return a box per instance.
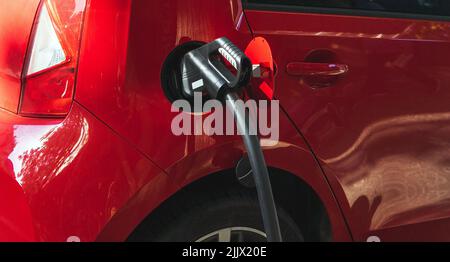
[1,0,450,242]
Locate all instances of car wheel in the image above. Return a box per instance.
[130,188,304,242]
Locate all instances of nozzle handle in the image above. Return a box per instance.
[181,37,252,99]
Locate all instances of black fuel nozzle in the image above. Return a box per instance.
[179,37,283,242]
[180,37,252,100]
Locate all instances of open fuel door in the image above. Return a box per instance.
[245,37,275,101]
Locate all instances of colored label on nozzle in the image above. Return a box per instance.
[192,79,204,90]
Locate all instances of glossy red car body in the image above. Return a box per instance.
[1,0,450,242]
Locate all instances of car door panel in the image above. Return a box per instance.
[244,2,450,241]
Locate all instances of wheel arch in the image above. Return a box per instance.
[96,141,351,241]
[127,167,333,242]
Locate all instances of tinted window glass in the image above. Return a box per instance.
[246,0,450,17]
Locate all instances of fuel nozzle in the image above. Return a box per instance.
[180,37,252,100]
[180,37,282,242]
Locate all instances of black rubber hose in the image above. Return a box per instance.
[225,92,283,242]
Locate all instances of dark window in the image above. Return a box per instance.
[246,0,450,17]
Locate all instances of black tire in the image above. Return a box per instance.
[128,187,304,242]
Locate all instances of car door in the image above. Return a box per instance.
[244,0,450,241]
